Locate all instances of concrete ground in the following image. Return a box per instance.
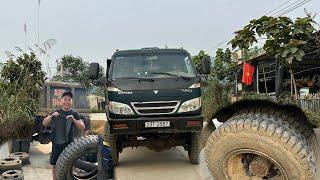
[0,121,318,180]
[0,142,212,180]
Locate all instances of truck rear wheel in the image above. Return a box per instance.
[104,123,119,166]
[188,132,200,164]
[205,113,316,179]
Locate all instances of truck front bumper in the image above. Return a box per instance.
[108,115,203,135]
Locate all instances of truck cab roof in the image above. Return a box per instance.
[112,48,190,57]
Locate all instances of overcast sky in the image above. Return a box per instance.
[0,0,319,75]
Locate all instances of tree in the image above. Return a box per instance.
[1,53,46,98]
[0,53,46,144]
[230,15,316,98]
[214,48,224,80]
[52,55,105,90]
[192,50,210,74]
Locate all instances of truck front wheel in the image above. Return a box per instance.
[205,113,316,179]
[105,123,119,166]
[188,132,200,164]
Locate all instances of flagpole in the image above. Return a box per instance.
[37,0,40,45]
[24,22,27,52]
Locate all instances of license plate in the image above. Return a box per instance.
[145,121,170,128]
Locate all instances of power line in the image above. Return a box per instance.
[276,0,312,17]
[269,0,304,16]
[264,0,294,16]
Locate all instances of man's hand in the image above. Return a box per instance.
[43,111,59,126]
[52,112,60,117]
[66,115,76,122]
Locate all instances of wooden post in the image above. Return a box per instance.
[262,67,268,93]
[275,59,283,98]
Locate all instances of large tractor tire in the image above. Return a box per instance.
[55,135,98,180]
[237,107,315,142]
[201,122,216,150]
[205,113,316,179]
[104,123,119,166]
[238,107,320,178]
[188,132,200,164]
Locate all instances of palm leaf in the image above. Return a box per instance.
[14,47,24,53]
[4,51,16,58]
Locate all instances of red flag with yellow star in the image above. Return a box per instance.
[242,62,255,85]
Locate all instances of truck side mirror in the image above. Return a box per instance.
[107,59,112,69]
[201,56,211,74]
[89,63,100,79]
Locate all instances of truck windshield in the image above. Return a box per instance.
[111,53,196,80]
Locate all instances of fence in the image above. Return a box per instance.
[297,93,320,112]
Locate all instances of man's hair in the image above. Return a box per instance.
[62,91,73,98]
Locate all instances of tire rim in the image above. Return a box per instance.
[69,150,98,180]
[223,149,288,180]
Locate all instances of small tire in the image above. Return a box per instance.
[9,152,30,165]
[205,113,316,179]
[1,170,24,180]
[188,132,200,164]
[0,158,22,174]
[55,135,98,180]
[104,123,119,166]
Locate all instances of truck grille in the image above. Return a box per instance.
[131,101,180,115]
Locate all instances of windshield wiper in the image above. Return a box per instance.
[114,77,154,82]
[151,72,192,80]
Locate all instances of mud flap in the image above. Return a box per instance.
[98,136,115,180]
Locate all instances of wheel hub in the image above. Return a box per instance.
[248,156,271,177]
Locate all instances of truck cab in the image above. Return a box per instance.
[90,48,210,165]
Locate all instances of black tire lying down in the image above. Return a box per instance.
[205,112,316,179]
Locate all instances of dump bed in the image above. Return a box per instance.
[38,81,88,116]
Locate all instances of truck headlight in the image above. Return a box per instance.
[178,97,201,113]
[189,83,201,88]
[109,101,134,115]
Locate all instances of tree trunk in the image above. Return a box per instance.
[289,70,298,99]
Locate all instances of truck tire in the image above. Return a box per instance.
[55,135,98,180]
[188,132,200,164]
[238,107,314,140]
[104,123,119,166]
[201,122,216,150]
[0,158,22,174]
[239,107,320,178]
[9,152,30,165]
[205,113,316,179]
[1,170,24,180]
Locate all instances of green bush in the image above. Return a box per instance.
[0,53,45,144]
[202,78,231,122]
